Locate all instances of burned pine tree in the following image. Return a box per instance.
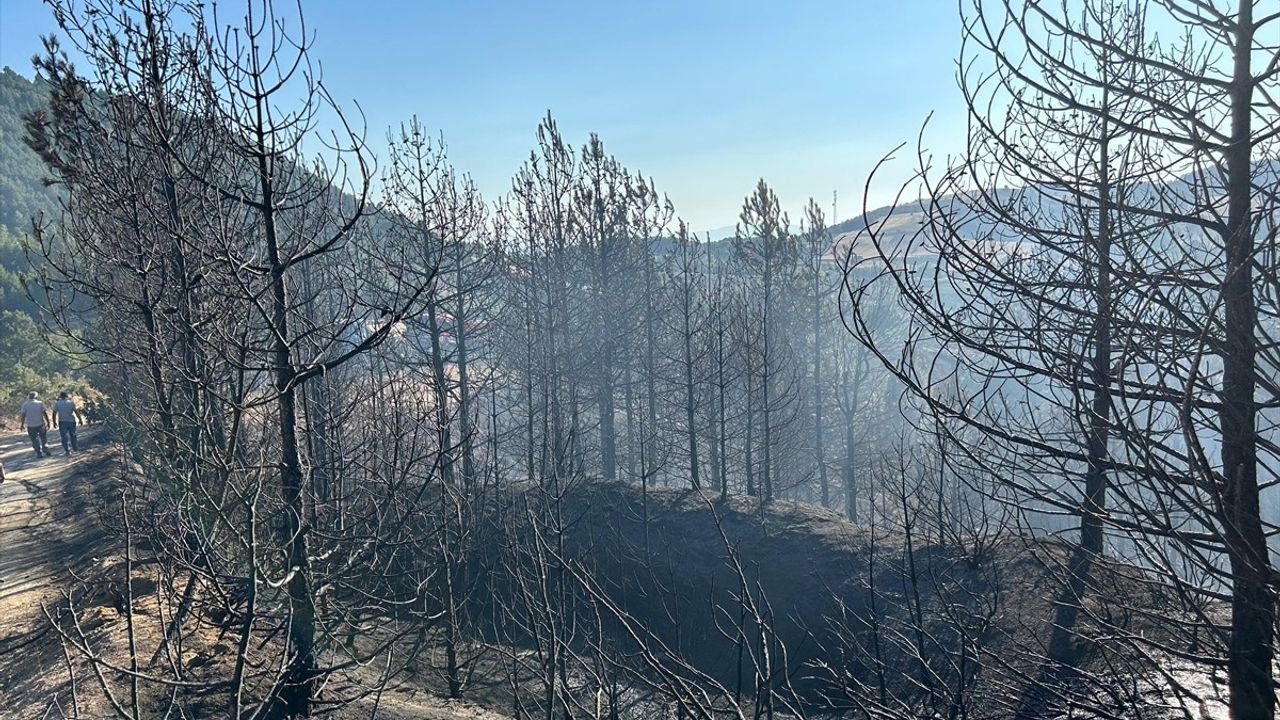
[27,1,444,716]
[847,0,1280,716]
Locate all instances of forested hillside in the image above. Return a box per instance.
[0,67,77,409]
[0,67,56,233]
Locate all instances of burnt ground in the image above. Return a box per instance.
[0,432,510,720]
[0,435,1241,719]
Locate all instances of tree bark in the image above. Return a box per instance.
[1220,6,1274,716]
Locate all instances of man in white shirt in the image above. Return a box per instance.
[20,392,51,458]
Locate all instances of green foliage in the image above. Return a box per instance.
[0,67,78,407]
[0,225,35,312]
[0,67,57,233]
[0,310,76,405]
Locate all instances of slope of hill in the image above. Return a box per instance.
[0,66,77,409]
[2,451,1210,719]
[553,481,1196,716]
[0,66,57,234]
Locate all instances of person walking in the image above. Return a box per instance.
[53,391,80,455]
[20,392,51,458]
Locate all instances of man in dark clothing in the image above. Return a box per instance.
[53,391,80,455]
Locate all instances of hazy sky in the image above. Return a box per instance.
[0,0,966,231]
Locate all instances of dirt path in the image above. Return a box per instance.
[0,427,111,717]
[0,432,510,719]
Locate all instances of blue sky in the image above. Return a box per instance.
[0,0,965,231]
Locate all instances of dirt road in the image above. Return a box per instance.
[0,428,111,717]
